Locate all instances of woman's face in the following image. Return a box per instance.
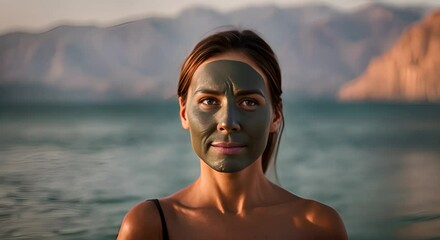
[180,53,280,173]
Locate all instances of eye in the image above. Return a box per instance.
[199,97,220,110]
[201,98,219,106]
[242,99,257,106]
[240,99,259,110]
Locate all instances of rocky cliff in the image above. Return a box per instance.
[338,10,440,102]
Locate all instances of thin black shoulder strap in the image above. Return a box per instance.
[150,199,170,240]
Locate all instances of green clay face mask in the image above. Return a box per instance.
[185,60,274,173]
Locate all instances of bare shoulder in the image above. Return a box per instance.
[117,200,162,240]
[265,184,347,239]
[295,198,348,240]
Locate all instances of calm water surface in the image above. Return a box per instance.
[0,100,439,239]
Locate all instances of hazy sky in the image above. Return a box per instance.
[0,0,438,35]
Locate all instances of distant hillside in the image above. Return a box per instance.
[338,10,440,102]
[0,3,430,102]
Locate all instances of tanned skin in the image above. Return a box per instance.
[117,53,348,240]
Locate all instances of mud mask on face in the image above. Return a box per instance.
[185,60,273,173]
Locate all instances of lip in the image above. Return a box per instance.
[211,142,245,154]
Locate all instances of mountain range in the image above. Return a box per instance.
[338,10,440,102]
[0,3,434,102]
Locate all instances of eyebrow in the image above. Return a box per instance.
[194,89,265,98]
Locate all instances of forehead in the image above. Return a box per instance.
[201,52,266,78]
[192,60,267,91]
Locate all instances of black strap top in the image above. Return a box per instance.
[150,199,170,240]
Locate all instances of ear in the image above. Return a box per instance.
[270,104,283,133]
[179,97,190,130]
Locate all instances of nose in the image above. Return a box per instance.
[216,102,241,133]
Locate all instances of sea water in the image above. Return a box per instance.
[0,100,439,239]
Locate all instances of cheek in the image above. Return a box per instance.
[246,109,273,150]
[187,106,216,138]
[244,108,272,132]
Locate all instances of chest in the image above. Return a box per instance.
[165,210,319,240]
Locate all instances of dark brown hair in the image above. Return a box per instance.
[177,29,283,175]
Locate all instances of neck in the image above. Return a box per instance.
[193,158,273,215]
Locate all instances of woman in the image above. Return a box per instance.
[118,29,347,240]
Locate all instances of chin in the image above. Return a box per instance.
[209,159,252,173]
